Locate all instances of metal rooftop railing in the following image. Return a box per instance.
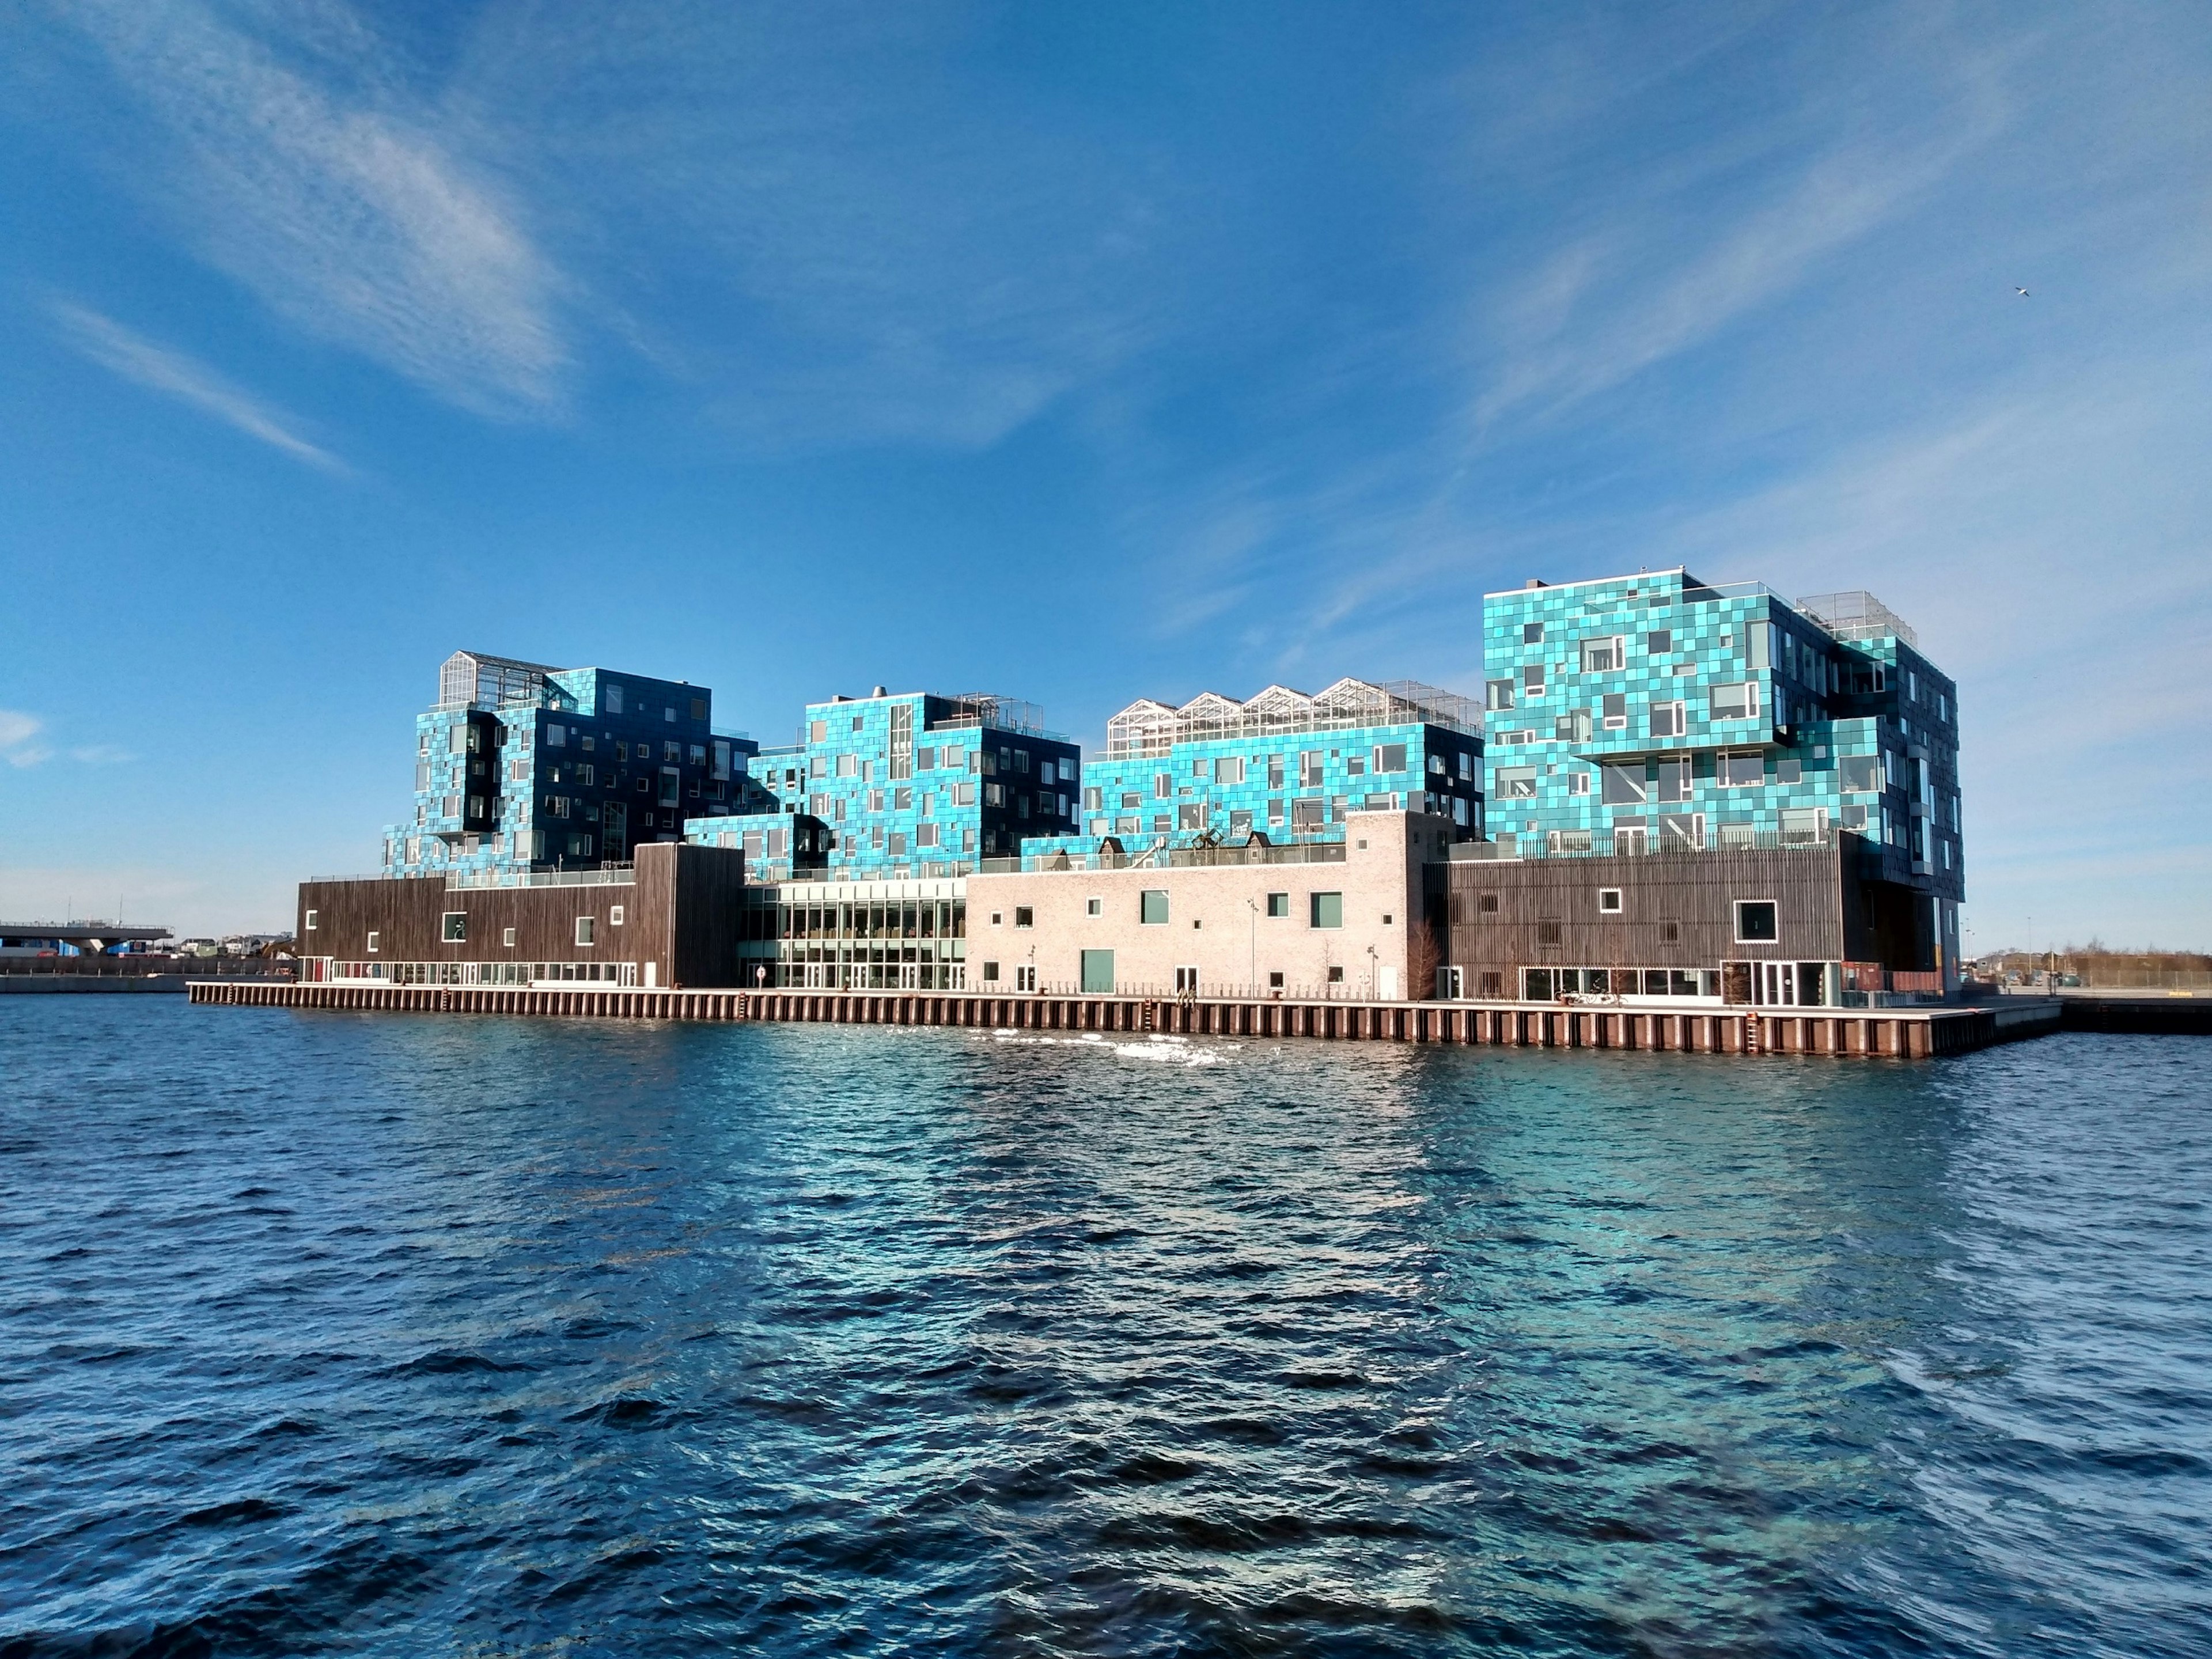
[1794,591,1919,649]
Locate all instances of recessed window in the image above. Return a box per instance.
[1141,891,1170,925]
[1479,892,1499,913]
[1268,971,1285,989]
[503,927,517,948]
[441,912,468,943]
[1601,763,1646,805]
[1486,678,1516,711]
[1175,966,1200,994]
[304,910,318,930]
[1522,622,1544,644]
[1649,700,1685,738]
[1014,907,1033,929]
[1266,892,1289,918]
[982,960,1000,982]
[1733,900,1779,943]
[990,911,1003,926]
[609,905,624,926]
[1841,756,1881,793]
[1537,918,1562,946]
[1598,889,1623,913]
[1309,891,1343,929]
[1660,920,1680,944]
[1646,629,1672,654]
[1014,964,1037,992]
[1601,692,1628,730]
[1328,965,1345,984]
[366,931,380,953]
[1086,897,1102,917]
[1718,751,1765,787]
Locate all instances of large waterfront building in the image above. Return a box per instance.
[308,582,1963,1009]
[384,652,759,881]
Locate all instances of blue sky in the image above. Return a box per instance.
[2,1,2207,949]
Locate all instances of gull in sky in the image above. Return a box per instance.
[2016,286,2031,297]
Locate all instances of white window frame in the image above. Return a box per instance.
[1717,751,1765,788]
[1732,899,1781,944]
[1710,681,1761,721]
[1597,888,1623,914]
[1580,635,1626,673]
[575,916,596,946]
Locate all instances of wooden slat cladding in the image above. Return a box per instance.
[1443,846,1846,980]
[296,843,748,986]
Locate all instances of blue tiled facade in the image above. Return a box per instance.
[384,652,757,881]
[1480,571,1963,964]
[687,691,1081,880]
[1020,679,1484,863]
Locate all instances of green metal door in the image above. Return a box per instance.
[1081,949,1115,994]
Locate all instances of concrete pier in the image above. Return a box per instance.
[190,980,2060,1058]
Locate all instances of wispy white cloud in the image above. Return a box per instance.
[51,300,344,470]
[1,710,52,767]
[58,0,568,418]
[69,744,137,766]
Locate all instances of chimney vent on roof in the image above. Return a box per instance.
[1525,578,1544,589]
[872,684,888,698]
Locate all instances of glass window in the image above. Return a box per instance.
[1657,757,1692,802]
[1496,766,1537,798]
[1776,757,1802,785]
[1266,892,1289,918]
[982,960,1000,982]
[366,931,379,952]
[1646,630,1671,654]
[1521,665,1544,695]
[1659,812,1703,850]
[1718,751,1764,787]
[1374,743,1407,773]
[1215,756,1246,785]
[1486,679,1516,711]
[1141,890,1169,925]
[1600,763,1646,805]
[441,912,467,942]
[1522,622,1544,643]
[1086,897,1102,916]
[1300,751,1325,787]
[1840,756,1881,793]
[1580,636,1624,672]
[1598,888,1623,913]
[1014,907,1033,929]
[1309,891,1343,929]
[1154,772,1173,798]
[1733,900,1778,942]
[1650,700,1685,738]
[1601,693,1627,729]
[575,916,596,946]
[1710,681,1759,720]
[1291,797,1325,827]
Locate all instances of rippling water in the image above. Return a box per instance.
[2,1000,2207,1657]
